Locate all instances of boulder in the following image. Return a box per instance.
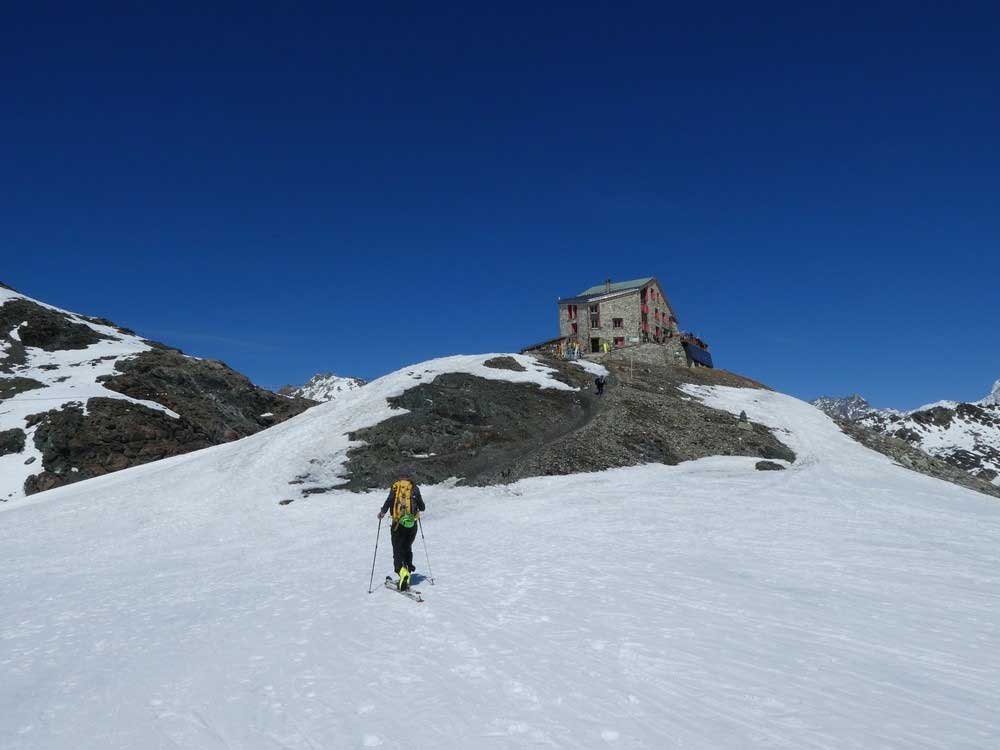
[0,428,26,456]
[483,356,527,372]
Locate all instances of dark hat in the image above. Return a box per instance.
[399,465,415,478]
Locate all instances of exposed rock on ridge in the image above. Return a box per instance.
[1,286,315,500]
[341,356,796,492]
[813,383,1000,489]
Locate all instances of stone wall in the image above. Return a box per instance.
[603,341,688,368]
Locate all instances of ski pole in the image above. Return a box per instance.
[417,518,435,585]
[367,515,383,594]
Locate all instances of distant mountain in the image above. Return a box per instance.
[279,373,365,402]
[978,379,1000,407]
[811,394,883,422]
[0,283,314,501]
[813,382,1000,486]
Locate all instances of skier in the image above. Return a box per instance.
[378,468,425,591]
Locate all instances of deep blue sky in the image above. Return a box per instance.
[3,2,998,408]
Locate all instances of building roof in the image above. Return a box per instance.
[576,277,653,297]
[558,277,657,304]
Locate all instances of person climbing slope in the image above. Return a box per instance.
[378,468,426,591]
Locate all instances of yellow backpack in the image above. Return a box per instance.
[391,480,419,528]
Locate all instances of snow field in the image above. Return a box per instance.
[2,370,1000,748]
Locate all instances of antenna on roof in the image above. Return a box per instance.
[605,277,612,293]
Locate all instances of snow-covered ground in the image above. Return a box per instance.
[2,356,1000,749]
[570,359,610,378]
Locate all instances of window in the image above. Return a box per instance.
[612,318,623,329]
[567,304,577,320]
[589,304,600,328]
[571,322,578,334]
[614,337,624,348]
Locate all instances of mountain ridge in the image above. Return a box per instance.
[0,285,313,500]
[812,382,1000,487]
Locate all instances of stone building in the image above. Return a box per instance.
[557,277,680,353]
[523,276,713,368]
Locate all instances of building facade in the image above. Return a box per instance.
[558,277,680,353]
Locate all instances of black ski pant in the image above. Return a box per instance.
[391,522,418,574]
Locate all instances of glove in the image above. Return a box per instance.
[378,511,385,520]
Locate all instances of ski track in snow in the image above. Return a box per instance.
[2,374,1000,749]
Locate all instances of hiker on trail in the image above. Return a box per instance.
[595,374,607,396]
[378,469,425,591]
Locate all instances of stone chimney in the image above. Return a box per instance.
[605,277,612,293]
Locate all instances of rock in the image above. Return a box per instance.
[341,357,796,491]
[0,377,46,400]
[755,460,786,471]
[24,456,36,465]
[99,349,313,442]
[0,299,110,351]
[23,399,214,495]
[483,356,527,372]
[301,486,338,496]
[279,499,295,506]
[0,428,26,456]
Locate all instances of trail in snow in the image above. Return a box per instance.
[2,366,999,749]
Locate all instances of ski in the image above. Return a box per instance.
[384,576,424,602]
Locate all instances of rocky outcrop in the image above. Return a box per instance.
[0,428,26,456]
[23,399,214,494]
[2,285,318,500]
[341,357,795,491]
[0,298,111,352]
[483,356,527,372]
[0,377,46,399]
[100,349,314,442]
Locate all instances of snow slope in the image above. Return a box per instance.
[2,356,1000,749]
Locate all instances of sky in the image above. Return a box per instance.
[2,2,998,408]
